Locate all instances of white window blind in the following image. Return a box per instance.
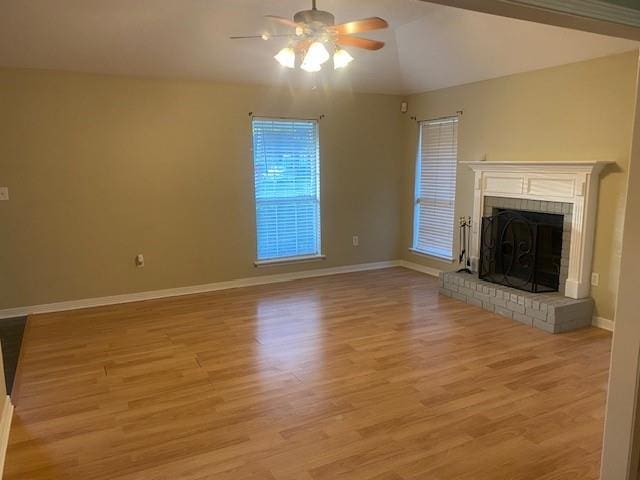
[252,118,321,262]
[412,117,458,261]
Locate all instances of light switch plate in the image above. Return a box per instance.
[0,187,8,201]
[591,272,600,287]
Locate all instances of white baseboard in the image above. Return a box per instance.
[592,316,614,332]
[0,260,403,319]
[2,260,609,335]
[397,260,442,278]
[0,395,13,478]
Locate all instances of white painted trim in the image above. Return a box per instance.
[398,260,442,277]
[0,396,13,478]
[592,316,614,332]
[254,254,326,267]
[463,160,612,300]
[408,248,454,263]
[507,0,640,28]
[0,260,401,319]
[462,160,613,171]
[0,254,603,338]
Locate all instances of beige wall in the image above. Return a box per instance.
[601,50,640,480]
[401,51,639,321]
[0,69,404,309]
[1,52,636,316]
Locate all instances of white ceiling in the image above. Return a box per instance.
[0,0,636,94]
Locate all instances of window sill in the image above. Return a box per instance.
[254,254,326,268]
[408,248,455,263]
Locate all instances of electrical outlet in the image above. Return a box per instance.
[352,236,359,247]
[591,272,599,287]
[135,254,145,268]
[0,187,8,201]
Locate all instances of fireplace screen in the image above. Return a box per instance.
[479,209,564,293]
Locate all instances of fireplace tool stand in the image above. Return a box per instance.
[457,216,472,274]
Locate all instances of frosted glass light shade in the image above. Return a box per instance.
[303,42,330,66]
[301,61,321,72]
[274,47,295,69]
[333,49,354,69]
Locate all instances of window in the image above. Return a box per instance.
[252,118,321,263]
[412,116,459,261]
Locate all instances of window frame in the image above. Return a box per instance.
[411,116,459,262]
[251,116,323,267]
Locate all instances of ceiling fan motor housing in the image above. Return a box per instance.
[294,9,335,26]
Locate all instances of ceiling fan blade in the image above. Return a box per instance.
[336,35,385,51]
[333,17,388,35]
[264,15,299,28]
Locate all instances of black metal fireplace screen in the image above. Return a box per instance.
[479,209,564,293]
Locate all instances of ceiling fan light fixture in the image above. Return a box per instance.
[232,2,389,73]
[274,47,296,68]
[300,61,322,73]
[333,48,354,69]
[303,41,330,67]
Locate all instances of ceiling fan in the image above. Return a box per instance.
[230,0,389,72]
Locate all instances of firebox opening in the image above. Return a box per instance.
[479,208,564,293]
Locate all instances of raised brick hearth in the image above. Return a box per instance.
[439,271,593,333]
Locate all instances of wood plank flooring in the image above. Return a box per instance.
[5,267,612,479]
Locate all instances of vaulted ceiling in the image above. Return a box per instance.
[0,0,636,94]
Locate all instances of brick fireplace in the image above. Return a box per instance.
[439,161,611,333]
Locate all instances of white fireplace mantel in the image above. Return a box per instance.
[463,161,613,299]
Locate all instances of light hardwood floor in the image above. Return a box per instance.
[5,267,611,479]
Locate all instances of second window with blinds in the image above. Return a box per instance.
[252,118,322,265]
[412,116,459,261]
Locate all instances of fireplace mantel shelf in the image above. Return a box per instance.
[464,160,612,300]
[462,160,613,173]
